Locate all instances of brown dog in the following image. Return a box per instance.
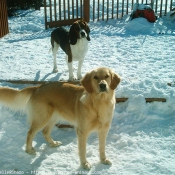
[0,67,120,170]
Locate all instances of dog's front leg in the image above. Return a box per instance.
[77,59,84,80]
[67,62,74,81]
[98,127,112,165]
[76,128,91,170]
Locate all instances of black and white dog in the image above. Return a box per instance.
[51,20,90,81]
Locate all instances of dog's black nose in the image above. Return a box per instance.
[99,83,106,91]
[81,31,85,36]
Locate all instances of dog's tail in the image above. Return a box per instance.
[49,38,54,53]
[0,86,39,111]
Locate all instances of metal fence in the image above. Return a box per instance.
[44,0,89,29]
[91,0,174,21]
[0,0,9,38]
[44,0,174,29]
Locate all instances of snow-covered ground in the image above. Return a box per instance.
[0,5,175,175]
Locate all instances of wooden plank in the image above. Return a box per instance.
[116,98,166,103]
[46,18,82,28]
[145,98,166,103]
[0,80,81,85]
[55,124,74,128]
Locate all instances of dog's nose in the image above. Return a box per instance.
[81,31,85,37]
[99,83,106,91]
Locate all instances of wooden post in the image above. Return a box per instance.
[44,0,48,29]
[83,0,89,22]
[0,0,9,38]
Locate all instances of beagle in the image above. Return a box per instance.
[51,20,90,81]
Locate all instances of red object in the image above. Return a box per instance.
[134,9,156,22]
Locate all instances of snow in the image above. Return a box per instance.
[0,5,175,175]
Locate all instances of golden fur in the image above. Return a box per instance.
[0,67,120,170]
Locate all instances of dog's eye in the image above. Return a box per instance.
[105,75,109,78]
[94,76,98,79]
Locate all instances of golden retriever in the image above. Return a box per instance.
[0,67,120,170]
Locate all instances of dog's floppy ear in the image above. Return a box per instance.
[81,72,93,93]
[110,70,121,90]
[69,24,77,45]
[85,23,90,41]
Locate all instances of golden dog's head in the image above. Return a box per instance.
[81,67,121,93]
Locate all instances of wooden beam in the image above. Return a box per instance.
[0,79,80,85]
[116,98,166,103]
[0,79,166,103]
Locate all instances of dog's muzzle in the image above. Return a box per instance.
[80,30,87,38]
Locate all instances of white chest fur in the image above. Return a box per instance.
[70,38,88,61]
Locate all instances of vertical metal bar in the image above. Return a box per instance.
[107,0,109,21]
[68,0,70,19]
[63,0,66,20]
[49,0,52,22]
[116,0,119,18]
[102,0,104,21]
[131,0,134,11]
[150,0,154,9]
[59,0,61,20]
[112,0,114,19]
[155,0,158,13]
[98,0,100,21]
[170,0,173,11]
[44,0,47,29]
[164,0,168,15]
[54,0,57,21]
[76,0,78,18]
[160,0,163,17]
[72,0,74,19]
[126,0,129,15]
[80,0,83,18]
[93,0,95,21]
[122,0,124,18]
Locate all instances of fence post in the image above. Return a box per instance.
[83,0,90,22]
[0,0,9,38]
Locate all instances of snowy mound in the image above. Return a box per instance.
[125,17,153,33]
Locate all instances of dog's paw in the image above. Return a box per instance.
[68,76,76,81]
[26,147,36,155]
[77,75,82,80]
[53,68,58,73]
[101,158,112,165]
[81,161,92,170]
[50,141,62,147]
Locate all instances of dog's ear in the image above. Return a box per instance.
[69,24,77,45]
[110,70,121,90]
[85,22,90,41]
[81,72,93,93]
